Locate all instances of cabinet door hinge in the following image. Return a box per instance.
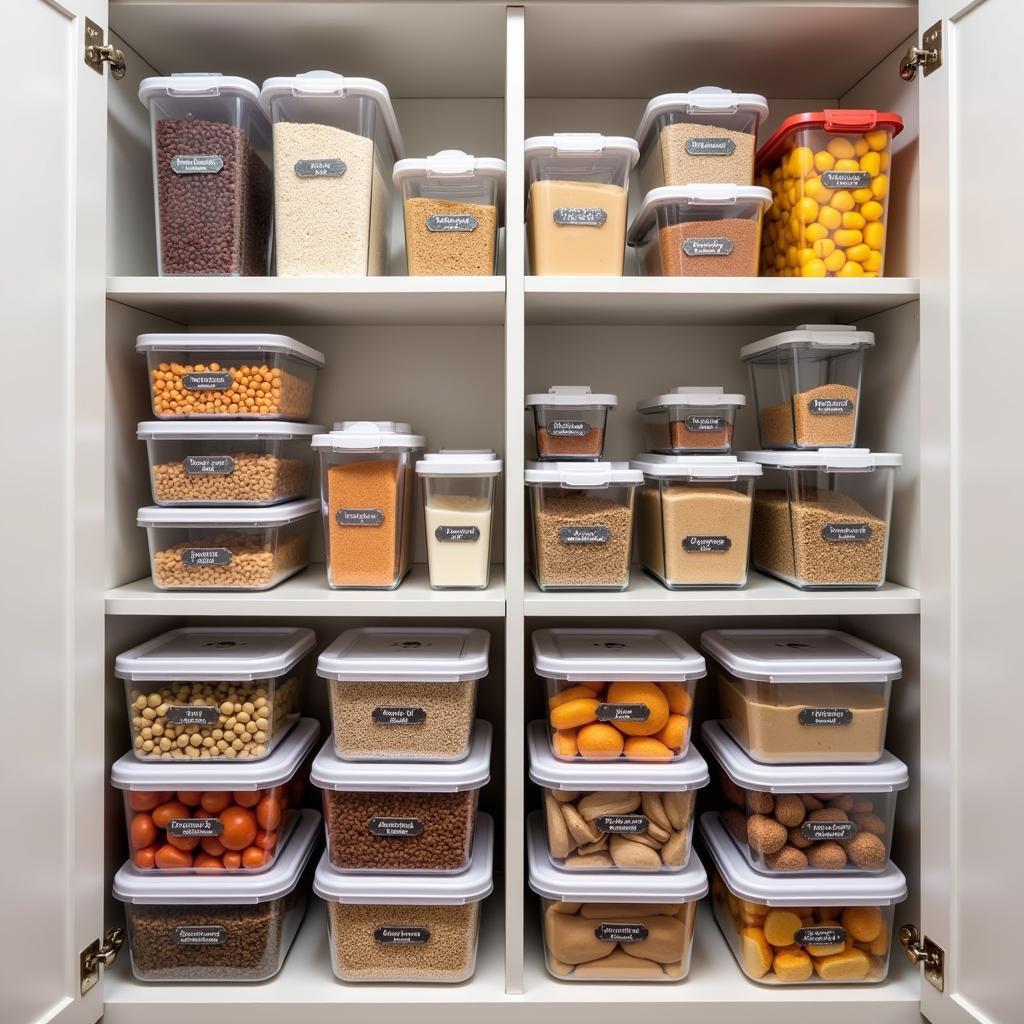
[899,924,944,991]
[900,21,942,81]
[80,927,124,995]
[84,18,126,79]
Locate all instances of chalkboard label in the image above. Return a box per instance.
[553,207,607,227]
[183,455,236,476]
[795,926,848,947]
[175,926,227,945]
[685,137,736,156]
[559,525,610,544]
[799,707,854,726]
[375,926,430,945]
[369,817,424,837]
[809,397,854,415]
[295,158,346,178]
[435,525,481,543]
[596,703,650,723]
[170,155,224,175]
[596,814,649,835]
[548,420,590,437]
[683,535,731,553]
[181,547,232,567]
[168,817,224,838]
[682,237,734,257]
[801,820,858,841]
[427,214,478,232]
[337,508,385,526]
[821,522,873,543]
[595,923,649,943]
[684,415,726,432]
[165,705,220,726]
[182,372,233,391]
[821,170,871,189]
[372,707,427,726]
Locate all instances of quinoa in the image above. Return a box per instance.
[404,197,497,275]
[760,384,860,448]
[639,121,757,194]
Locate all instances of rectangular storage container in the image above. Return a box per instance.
[318,627,490,762]
[315,812,494,983]
[526,386,616,461]
[636,386,745,455]
[533,628,705,763]
[701,629,902,765]
[702,812,907,984]
[528,812,707,981]
[139,74,273,277]
[310,721,491,873]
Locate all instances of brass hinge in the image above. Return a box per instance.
[900,20,942,81]
[84,18,126,80]
[899,924,944,991]
[80,927,124,995]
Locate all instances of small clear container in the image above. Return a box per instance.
[136,333,325,421]
[115,626,315,762]
[110,718,319,875]
[261,71,403,277]
[139,74,273,277]
[315,812,494,983]
[525,134,640,275]
[701,629,902,765]
[310,721,491,874]
[393,150,506,276]
[527,812,707,981]
[533,628,705,762]
[526,386,617,461]
[629,185,772,277]
[702,812,907,984]
[312,421,425,590]
[636,386,746,455]
[137,498,318,591]
[113,808,320,981]
[416,450,502,590]
[317,627,490,762]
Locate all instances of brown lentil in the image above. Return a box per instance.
[760,384,860,448]
[640,121,757,193]
[151,452,310,504]
[404,197,497,276]
[150,362,313,419]
[653,218,762,277]
[536,425,604,459]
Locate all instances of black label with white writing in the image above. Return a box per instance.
[801,820,858,841]
[595,923,648,943]
[685,137,736,156]
[170,155,224,175]
[683,535,731,553]
[596,703,650,723]
[369,817,424,837]
[795,926,848,947]
[183,455,236,475]
[821,522,873,543]
[182,372,233,391]
[375,926,430,945]
[165,705,221,726]
[808,397,854,415]
[337,508,385,526]
[372,707,427,726]
[684,415,726,432]
[596,814,649,835]
[547,420,591,437]
[181,547,232,567]
[559,525,610,544]
[168,818,224,838]
[553,207,608,227]
[295,158,346,178]
[427,214,479,232]
[799,707,854,726]
[435,525,480,543]
[175,926,227,945]
[820,170,871,189]
[682,237,734,257]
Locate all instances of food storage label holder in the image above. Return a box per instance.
[313,421,426,453]
[635,387,747,454]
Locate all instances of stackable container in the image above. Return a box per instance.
[533,628,706,763]
[110,718,319,875]
[702,812,907,984]
[701,629,902,765]
[528,812,708,981]
[261,71,403,276]
[636,386,746,455]
[317,627,490,762]
[525,134,640,275]
[139,74,273,277]
[114,626,315,763]
[526,386,617,461]
[315,813,494,983]
[137,333,325,421]
[113,808,320,982]
[756,110,904,278]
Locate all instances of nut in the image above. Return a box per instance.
[545,791,573,859]
[746,814,788,854]
[576,791,641,820]
[773,794,806,827]
[609,834,662,869]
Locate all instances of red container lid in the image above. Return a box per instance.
[756,110,904,171]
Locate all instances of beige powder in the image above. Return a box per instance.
[528,180,628,275]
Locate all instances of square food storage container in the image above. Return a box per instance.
[702,720,908,874]
[701,812,907,984]
[113,808,320,981]
[115,626,315,762]
[318,626,490,762]
[756,110,903,278]
[137,498,318,591]
[312,421,425,590]
[533,628,705,762]
[139,74,273,277]
[740,448,901,589]
[393,150,505,276]
[629,185,772,277]
[528,812,707,981]
[110,717,319,874]
[525,134,639,275]
[701,629,902,765]
[527,386,617,461]
[137,333,325,421]
[260,71,403,277]
[632,456,761,591]
[528,720,708,872]
[310,721,491,873]
[315,812,494,982]
[636,386,746,455]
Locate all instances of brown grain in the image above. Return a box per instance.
[761,384,860,448]
[404,197,497,276]
[669,419,733,451]
[653,218,761,277]
[536,425,604,459]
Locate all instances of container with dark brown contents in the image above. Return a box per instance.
[636,387,746,455]
[526,385,617,461]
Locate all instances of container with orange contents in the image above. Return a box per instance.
[111,717,319,874]
[755,110,903,278]
[533,628,706,763]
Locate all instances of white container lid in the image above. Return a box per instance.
[635,87,770,151]
[310,721,492,792]
[738,448,903,470]
[524,133,640,164]
[528,813,708,903]
[317,626,490,683]
[311,420,425,451]
[701,812,907,906]
[136,496,319,528]
[110,717,319,791]
[741,324,875,361]
[637,386,746,413]
[113,809,320,906]
[524,461,642,487]
[525,385,617,409]
[314,813,494,905]
[136,333,326,369]
[416,450,502,477]
[394,149,505,187]
[702,721,909,794]
[136,421,325,441]
[532,628,705,682]
[701,629,902,684]
[139,73,264,109]
[630,455,762,481]
[628,184,772,245]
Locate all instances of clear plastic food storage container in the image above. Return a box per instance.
[701,629,901,765]
[318,626,490,762]
[139,73,273,277]
[113,808,320,982]
[742,325,874,449]
[533,628,705,762]
[393,150,506,276]
[312,421,425,590]
[740,448,901,589]
[528,812,707,981]
[416,451,502,590]
[526,385,616,461]
[261,71,403,276]
[525,134,639,275]
[315,812,494,983]
[702,812,907,984]
[110,718,319,874]
[137,333,325,421]
[137,498,318,591]
[636,386,745,455]
[756,110,904,278]
[628,185,772,277]
[310,721,491,873]
[115,626,315,762]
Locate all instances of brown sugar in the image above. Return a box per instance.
[404,197,497,276]
[761,384,859,447]
[669,419,733,451]
[653,218,761,277]
[536,425,604,459]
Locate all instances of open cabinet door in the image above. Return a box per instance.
[0,2,108,1022]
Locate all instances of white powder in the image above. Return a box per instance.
[423,494,492,589]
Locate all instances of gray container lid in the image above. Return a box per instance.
[317,627,490,682]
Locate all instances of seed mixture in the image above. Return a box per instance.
[640,121,757,193]
[535,425,604,459]
[151,452,310,504]
[652,218,761,277]
[760,384,860,447]
[149,362,313,419]
[404,197,497,276]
